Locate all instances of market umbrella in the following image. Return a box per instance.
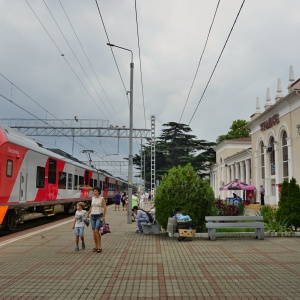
[219,179,256,191]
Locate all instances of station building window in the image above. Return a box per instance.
[260,142,265,180]
[281,131,289,181]
[269,137,276,176]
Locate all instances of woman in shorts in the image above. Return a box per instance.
[86,187,107,253]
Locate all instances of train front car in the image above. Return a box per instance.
[0,126,91,230]
[0,126,38,229]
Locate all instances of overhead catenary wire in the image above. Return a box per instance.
[0,72,110,158]
[179,0,221,124]
[58,0,124,127]
[134,0,147,129]
[188,0,246,125]
[94,0,130,108]
[94,0,145,168]
[25,0,109,120]
[24,1,131,164]
[42,0,120,124]
[44,0,128,156]
[0,91,108,158]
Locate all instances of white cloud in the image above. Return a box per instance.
[1,0,300,177]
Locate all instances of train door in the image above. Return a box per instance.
[18,156,28,203]
[47,158,57,200]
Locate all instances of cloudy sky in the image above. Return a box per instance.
[1,0,300,178]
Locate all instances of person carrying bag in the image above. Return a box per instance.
[86,187,107,253]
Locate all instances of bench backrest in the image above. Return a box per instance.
[205,216,263,222]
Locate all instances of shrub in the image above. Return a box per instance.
[214,200,240,216]
[154,163,215,232]
[237,202,245,215]
[260,205,277,224]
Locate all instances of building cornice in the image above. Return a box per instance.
[246,90,300,133]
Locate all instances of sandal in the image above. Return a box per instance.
[96,249,102,253]
[93,248,97,252]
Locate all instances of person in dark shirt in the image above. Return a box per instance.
[114,191,121,211]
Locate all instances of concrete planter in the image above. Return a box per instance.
[168,231,300,238]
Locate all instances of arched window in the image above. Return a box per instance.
[269,137,275,175]
[281,131,288,181]
[260,142,265,180]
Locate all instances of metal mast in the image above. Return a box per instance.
[150,115,156,201]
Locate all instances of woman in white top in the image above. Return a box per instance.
[87,187,107,253]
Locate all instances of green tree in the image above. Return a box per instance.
[216,119,250,144]
[154,163,215,232]
[277,178,300,230]
[133,122,216,187]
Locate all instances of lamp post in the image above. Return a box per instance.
[107,43,134,224]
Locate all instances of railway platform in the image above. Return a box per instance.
[1,203,300,300]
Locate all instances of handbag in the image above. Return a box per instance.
[83,218,90,227]
[99,222,111,235]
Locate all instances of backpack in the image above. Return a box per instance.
[140,209,154,224]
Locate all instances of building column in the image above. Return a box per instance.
[230,165,235,181]
[264,148,269,203]
[226,165,230,184]
[245,159,251,184]
[254,150,259,203]
[240,161,245,182]
[235,163,239,180]
[274,143,280,205]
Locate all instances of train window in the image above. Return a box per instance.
[67,174,73,189]
[36,166,45,188]
[79,176,84,189]
[89,178,93,189]
[74,175,78,190]
[48,159,56,184]
[94,179,97,188]
[6,160,13,177]
[59,172,67,189]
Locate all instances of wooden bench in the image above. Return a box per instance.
[205,216,265,240]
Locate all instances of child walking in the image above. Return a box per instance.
[72,202,87,251]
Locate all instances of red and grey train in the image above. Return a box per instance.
[0,126,128,230]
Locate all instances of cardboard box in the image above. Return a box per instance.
[178,229,196,238]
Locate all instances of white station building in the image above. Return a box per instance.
[210,66,300,205]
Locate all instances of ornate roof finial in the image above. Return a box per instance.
[289,65,295,83]
[256,96,261,113]
[264,88,272,110]
[275,78,283,102]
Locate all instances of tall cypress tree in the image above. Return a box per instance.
[132,122,216,188]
